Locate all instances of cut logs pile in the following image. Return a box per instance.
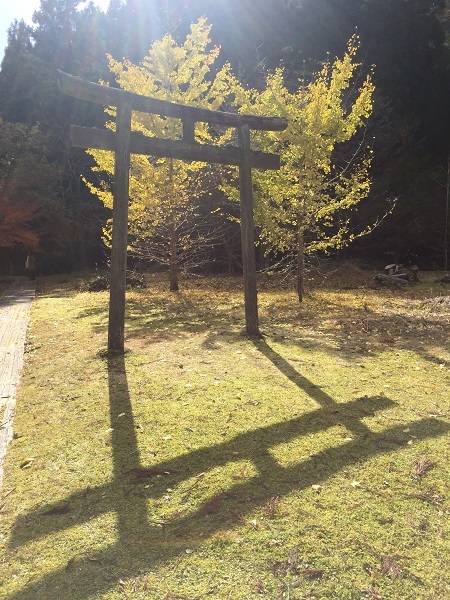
[374,264,419,287]
[435,273,450,284]
[87,272,146,291]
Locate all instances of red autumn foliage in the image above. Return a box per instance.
[0,198,39,248]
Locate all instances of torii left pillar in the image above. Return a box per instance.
[108,102,131,353]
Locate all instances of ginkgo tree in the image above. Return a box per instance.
[226,37,375,301]
[86,18,234,291]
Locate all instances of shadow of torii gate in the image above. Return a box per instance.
[7,339,450,599]
[58,71,288,353]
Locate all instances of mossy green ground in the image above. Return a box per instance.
[1,269,449,599]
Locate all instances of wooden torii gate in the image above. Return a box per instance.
[58,71,287,353]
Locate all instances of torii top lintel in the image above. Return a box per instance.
[57,70,288,133]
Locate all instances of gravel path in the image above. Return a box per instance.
[0,278,36,491]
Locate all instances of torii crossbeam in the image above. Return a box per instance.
[58,70,287,353]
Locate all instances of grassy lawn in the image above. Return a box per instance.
[1,267,449,599]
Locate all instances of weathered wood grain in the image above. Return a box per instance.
[58,70,288,132]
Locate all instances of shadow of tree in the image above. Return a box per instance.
[7,340,450,599]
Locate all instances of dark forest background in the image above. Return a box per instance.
[1,0,449,275]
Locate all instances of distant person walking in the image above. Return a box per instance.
[25,252,36,280]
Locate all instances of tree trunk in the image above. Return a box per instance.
[167,160,179,292]
[296,227,305,303]
[258,243,266,270]
[445,142,449,271]
[168,211,178,292]
[8,249,14,275]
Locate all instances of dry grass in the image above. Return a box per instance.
[0,267,449,599]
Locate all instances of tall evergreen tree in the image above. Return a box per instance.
[0,21,37,124]
[0,1,110,270]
